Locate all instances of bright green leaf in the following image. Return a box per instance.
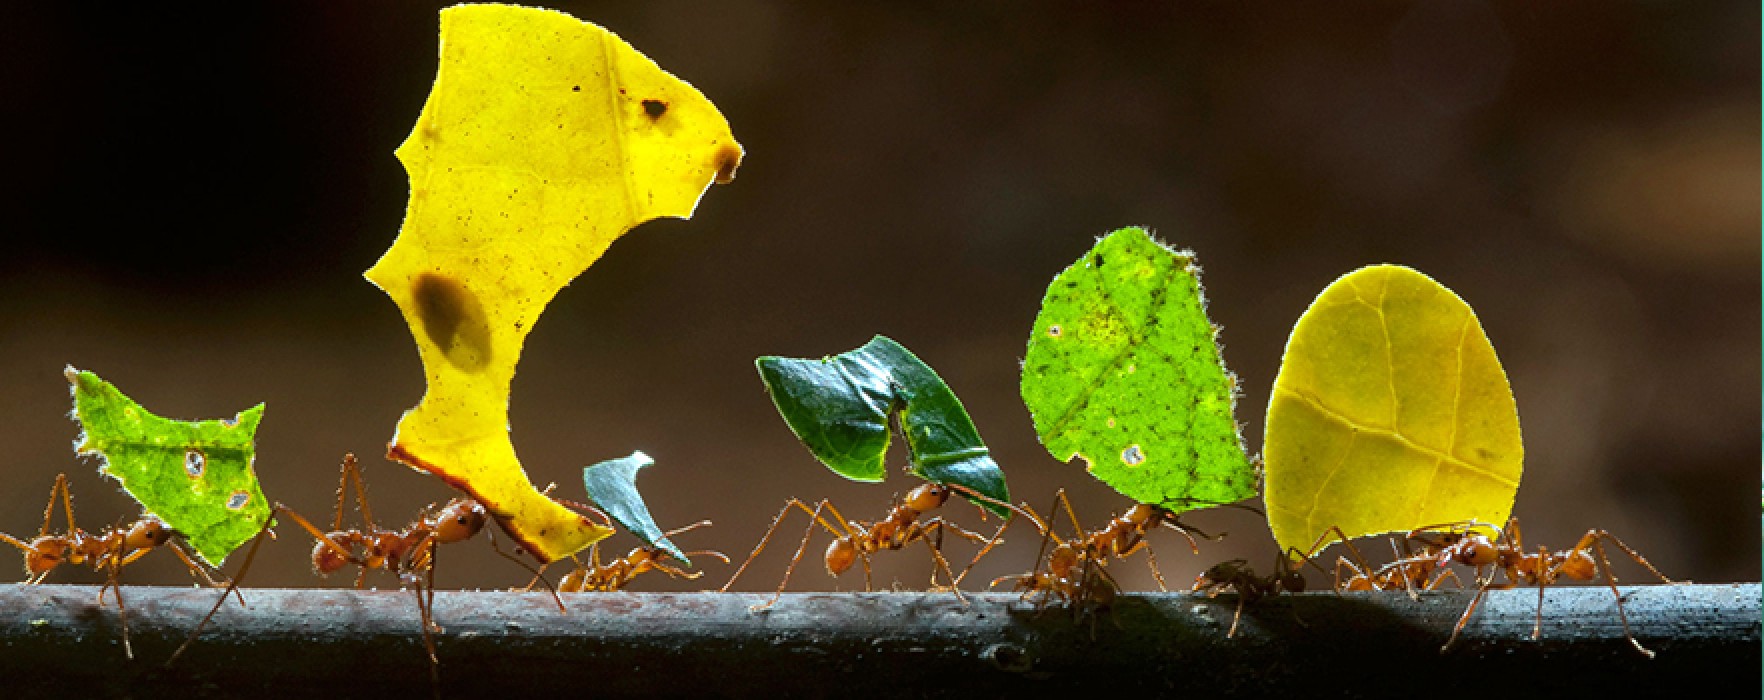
[66,367,271,567]
[1263,264,1522,555]
[582,451,689,565]
[1020,227,1257,514]
[756,336,1011,518]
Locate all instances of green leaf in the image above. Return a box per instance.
[581,451,688,565]
[66,367,272,567]
[1020,228,1257,514]
[1263,264,1522,554]
[756,335,1011,518]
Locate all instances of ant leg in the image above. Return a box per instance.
[1427,568,1464,590]
[483,528,565,611]
[1532,544,1551,641]
[727,500,843,610]
[1583,530,1675,584]
[1588,534,1655,658]
[107,555,134,660]
[1441,581,1490,653]
[45,474,75,537]
[720,499,846,594]
[168,511,277,668]
[1054,490,1085,540]
[912,523,969,606]
[164,540,229,591]
[952,518,1010,588]
[337,454,378,533]
[1225,592,1247,639]
[1142,540,1167,592]
[1442,578,1515,654]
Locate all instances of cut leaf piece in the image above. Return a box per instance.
[364,5,742,563]
[66,367,271,567]
[582,451,689,565]
[757,336,1011,518]
[1021,228,1257,514]
[1263,264,1522,555]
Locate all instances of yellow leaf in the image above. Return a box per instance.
[1263,265,1521,555]
[364,4,743,564]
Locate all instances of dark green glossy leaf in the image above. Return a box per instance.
[581,451,687,565]
[756,336,1011,518]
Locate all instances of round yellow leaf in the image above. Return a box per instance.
[1264,265,1522,555]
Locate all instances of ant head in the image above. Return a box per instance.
[433,500,488,544]
[902,483,949,513]
[311,532,353,575]
[824,537,858,576]
[124,518,172,551]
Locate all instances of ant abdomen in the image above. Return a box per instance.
[825,537,858,576]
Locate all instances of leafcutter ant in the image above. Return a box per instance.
[720,480,999,610]
[1420,517,1675,657]
[556,520,729,592]
[0,473,226,659]
[1191,548,1326,637]
[170,454,564,686]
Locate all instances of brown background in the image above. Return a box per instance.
[0,2,1756,594]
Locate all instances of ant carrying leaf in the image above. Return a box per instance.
[724,336,1013,609]
[1416,518,1676,657]
[171,454,560,689]
[0,473,228,659]
[1192,548,1330,638]
[542,452,728,592]
[64,367,270,658]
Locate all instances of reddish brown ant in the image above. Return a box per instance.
[1304,525,1464,596]
[1191,549,1325,637]
[720,481,998,610]
[0,473,224,658]
[1420,517,1675,657]
[557,520,729,592]
[985,489,1214,599]
[171,454,566,684]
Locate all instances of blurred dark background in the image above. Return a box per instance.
[0,2,1755,595]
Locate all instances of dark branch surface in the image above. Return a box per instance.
[0,584,1754,698]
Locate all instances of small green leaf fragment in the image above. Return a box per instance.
[757,336,1011,518]
[1020,228,1257,514]
[581,451,688,565]
[65,367,271,567]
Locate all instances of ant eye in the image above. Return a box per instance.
[457,516,470,525]
[184,450,206,478]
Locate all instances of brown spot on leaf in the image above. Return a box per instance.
[713,144,742,184]
[412,272,494,372]
[642,99,668,119]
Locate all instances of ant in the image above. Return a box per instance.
[556,520,730,592]
[171,454,563,686]
[1305,525,1464,596]
[720,481,999,610]
[1191,549,1326,638]
[986,489,1216,597]
[1420,517,1675,657]
[0,473,224,659]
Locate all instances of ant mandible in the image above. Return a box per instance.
[720,481,997,610]
[0,473,224,659]
[1421,517,1675,657]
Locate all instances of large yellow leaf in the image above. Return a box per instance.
[365,5,743,564]
[1264,265,1521,555]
